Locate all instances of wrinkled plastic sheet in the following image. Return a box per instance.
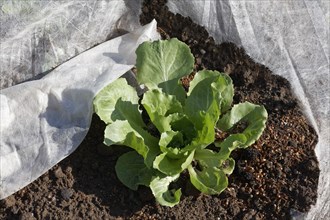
[0,0,329,218]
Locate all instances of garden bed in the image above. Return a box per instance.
[0,1,319,219]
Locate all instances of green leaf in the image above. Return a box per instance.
[158,78,187,105]
[221,158,235,175]
[210,72,234,113]
[142,89,183,132]
[187,70,218,96]
[182,112,215,152]
[104,120,159,167]
[187,70,233,115]
[153,151,195,176]
[150,174,181,207]
[169,114,196,142]
[188,165,228,195]
[112,99,147,131]
[136,38,194,87]
[115,151,154,190]
[217,102,268,148]
[195,149,235,175]
[185,73,220,123]
[195,149,222,167]
[159,130,184,153]
[215,134,247,160]
[94,78,139,124]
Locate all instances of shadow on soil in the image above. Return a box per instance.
[59,114,149,217]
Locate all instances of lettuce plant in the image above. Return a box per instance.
[93,38,268,207]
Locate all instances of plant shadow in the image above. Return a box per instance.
[57,113,151,217]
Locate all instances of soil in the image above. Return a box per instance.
[0,0,320,219]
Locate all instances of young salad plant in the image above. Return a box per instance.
[94,38,268,207]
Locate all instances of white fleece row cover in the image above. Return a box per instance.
[0,0,329,219]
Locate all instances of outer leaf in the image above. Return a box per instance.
[112,99,147,131]
[153,151,195,176]
[158,78,186,105]
[210,72,234,113]
[104,120,159,167]
[221,158,235,175]
[94,78,139,124]
[195,149,235,175]
[150,174,181,207]
[187,70,233,115]
[115,151,154,190]
[215,134,247,159]
[136,38,194,87]
[217,102,268,148]
[188,165,228,195]
[187,70,219,96]
[142,89,183,132]
[185,73,220,123]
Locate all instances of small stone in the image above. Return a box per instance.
[47,192,53,199]
[65,166,73,174]
[226,187,237,197]
[19,212,36,220]
[196,57,202,65]
[54,167,65,179]
[4,195,16,207]
[288,140,297,147]
[41,209,49,219]
[61,188,74,200]
[243,210,257,220]
[229,203,240,216]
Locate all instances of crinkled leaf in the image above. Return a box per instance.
[115,151,154,190]
[136,38,194,87]
[153,151,195,176]
[185,72,220,123]
[217,102,268,148]
[188,70,234,115]
[170,114,196,141]
[210,72,234,113]
[159,131,183,152]
[158,113,214,158]
[195,149,235,175]
[150,174,181,207]
[94,78,140,124]
[188,165,228,195]
[221,158,235,175]
[104,120,159,167]
[195,149,222,168]
[182,112,215,153]
[142,89,183,132]
[215,134,247,159]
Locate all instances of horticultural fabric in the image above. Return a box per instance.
[0,1,329,219]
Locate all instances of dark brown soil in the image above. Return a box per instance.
[0,0,319,219]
